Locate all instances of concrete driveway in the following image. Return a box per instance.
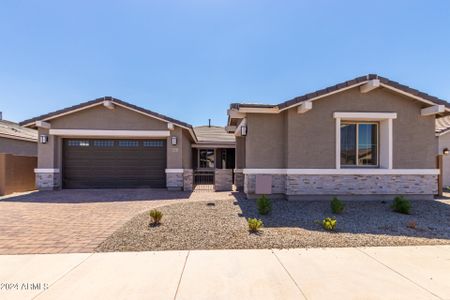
[0,245,449,300]
[0,189,235,255]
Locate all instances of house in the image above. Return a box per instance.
[20,97,236,191]
[227,74,449,200]
[0,114,38,195]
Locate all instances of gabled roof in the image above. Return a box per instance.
[193,126,235,144]
[0,119,37,142]
[230,74,450,111]
[20,96,194,130]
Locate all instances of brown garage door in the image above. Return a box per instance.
[63,139,167,189]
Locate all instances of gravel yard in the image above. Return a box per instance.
[97,198,450,252]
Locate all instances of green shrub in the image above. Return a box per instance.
[257,195,272,215]
[330,197,345,214]
[149,209,163,225]
[322,217,337,231]
[248,218,263,233]
[391,196,411,214]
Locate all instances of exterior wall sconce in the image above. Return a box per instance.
[443,148,449,155]
[171,136,177,146]
[241,125,247,136]
[40,134,48,144]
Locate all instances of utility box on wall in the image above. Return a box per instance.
[255,174,272,195]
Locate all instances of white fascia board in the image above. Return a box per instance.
[360,79,380,93]
[36,121,51,129]
[34,168,60,173]
[22,102,103,127]
[227,109,246,119]
[49,129,171,137]
[165,169,184,173]
[421,105,445,116]
[242,169,439,175]
[333,112,397,120]
[192,144,236,148]
[238,107,279,114]
[103,100,115,109]
[297,101,312,114]
[0,133,37,143]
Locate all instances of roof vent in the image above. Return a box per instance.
[208,119,211,127]
[0,112,2,120]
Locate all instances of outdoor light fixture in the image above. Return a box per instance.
[241,125,247,136]
[443,148,449,155]
[171,136,177,146]
[39,134,48,144]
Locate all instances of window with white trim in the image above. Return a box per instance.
[340,122,378,167]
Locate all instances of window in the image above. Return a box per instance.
[143,140,164,148]
[341,122,378,167]
[118,140,139,147]
[199,149,215,169]
[67,140,90,147]
[93,140,114,147]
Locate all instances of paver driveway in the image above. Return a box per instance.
[0,189,235,255]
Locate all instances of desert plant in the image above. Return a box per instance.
[322,217,337,231]
[149,209,163,225]
[248,218,263,233]
[330,197,345,214]
[391,196,411,214]
[257,195,272,215]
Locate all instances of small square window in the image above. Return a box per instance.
[68,140,90,147]
[143,140,164,147]
[93,140,114,147]
[118,140,139,147]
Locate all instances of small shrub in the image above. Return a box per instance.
[391,196,411,214]
[322,217,337,231]
[248,218,263,233]
[330,197,345,214]
[149,209,163,225]
[407,220,417,229]
[257,195,272,215]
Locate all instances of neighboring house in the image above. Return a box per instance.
[0,115,38,195]
[20,97,236,191]
[436,116,450,189]
[227,74,449,200]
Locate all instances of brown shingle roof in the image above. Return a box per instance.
[193,126,235,144]
[230,74,450,110]
[20,96,193,129]
[0,120,37,142]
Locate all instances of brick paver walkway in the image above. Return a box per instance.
[0,189,236,255]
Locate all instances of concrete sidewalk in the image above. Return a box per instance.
[0,246,449,300]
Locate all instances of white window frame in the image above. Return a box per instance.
[334,112,397,169]
[340,121,379,168]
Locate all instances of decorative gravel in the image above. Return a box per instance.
[97,198,450,252]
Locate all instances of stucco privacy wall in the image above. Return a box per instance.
[35,103,191,190]
[0,137,37,157]
[244,87,437,169]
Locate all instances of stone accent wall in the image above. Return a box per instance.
[244,173,438,197]
[183,169,193,191]
[244,174,286,194]
[235,172,244,191]
[286,174,438,195]
[36,172,61,190]
[214,169,233,191]
[166,172,183,190]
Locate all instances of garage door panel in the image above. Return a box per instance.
[63,139,167,189]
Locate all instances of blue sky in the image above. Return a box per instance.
[1,0,450,126]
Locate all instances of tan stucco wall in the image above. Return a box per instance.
[438,133,450,187]
[0,137,37,157]
[236,136,246,169]
[182,130,193,169]
[245,86,437,169]
[245,113,286,168]
[50,105,168,130]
